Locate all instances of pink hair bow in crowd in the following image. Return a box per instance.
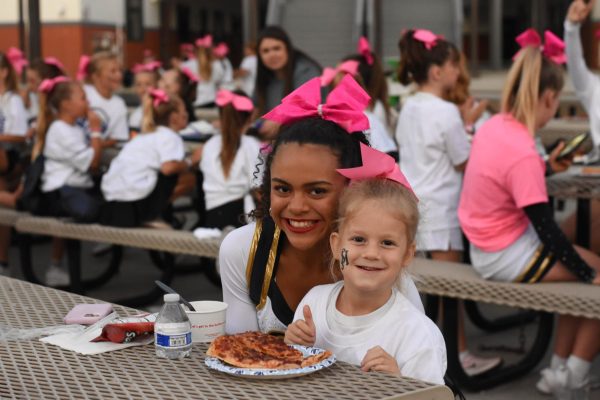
[132,61,162,74]
[213,42,229,58]
[149,89,170,108]
[413,29,440,50]
[77,55,91,80]
[38,76,70,94]
[514,28,566,64]
[195,35,213,48]
[320,60,360,87]
[181,67,199,83]
[357,36,374,65]
[215,89,254,112]
[44,57,65,73]
[337,143,417,199]
[263,74,370,133]
[6,47,28,75]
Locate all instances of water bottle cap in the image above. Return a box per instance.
[164,293,180,302]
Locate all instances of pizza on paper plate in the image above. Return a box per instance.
[207,331,332,370]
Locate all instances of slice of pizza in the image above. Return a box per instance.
[237,331,304,363]
[207,334,301,369]
[301,350,333,367]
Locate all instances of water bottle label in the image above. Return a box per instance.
[155,332,191,348]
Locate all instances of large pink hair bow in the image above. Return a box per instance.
[149,89,170,108]
[357,36,374,65]
[195,35,213,48]
[77,55,91,80]
[44,57,65,73]
[413,29,440,50]
[514,28,566,64]
[337,143,417,199]
[132,61,162,74]
[6,47,28,75]
[320,60,360,87]
[263,74,370,133]
[181,67,199,83]
[213,43,229,58]
[38,76,70,94]
[216,90,254,112]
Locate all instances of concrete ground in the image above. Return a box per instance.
[2,202,598,399]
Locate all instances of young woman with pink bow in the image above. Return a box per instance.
[459,27,600,398]
[285,144,446,384]
[100,89,200,228]
[220,75,424,336]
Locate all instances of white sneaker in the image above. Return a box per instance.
[459,351,503,376]
[45,264,70,287]
[541,366,591,400]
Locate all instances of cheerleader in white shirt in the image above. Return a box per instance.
[182,35,226,107]
[128,61,161,133]
[200,89,259,229]
[159,67,198,123]
[101,89,201,228]
[285,145,446,384]
[79,52,129,143]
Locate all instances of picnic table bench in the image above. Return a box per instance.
[411,258,600,391]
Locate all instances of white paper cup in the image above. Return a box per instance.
[185,301,228,343]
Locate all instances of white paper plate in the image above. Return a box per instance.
[205,345,336,379]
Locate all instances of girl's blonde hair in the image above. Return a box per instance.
[218,90,253,178]
[141,93,183,133]
[32,81,77,159]
[501,46,564,133]
[329,178,419,279]
[197,47,213,82]
[87,51,118,83]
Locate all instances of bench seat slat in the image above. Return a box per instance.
[411,258,600,320]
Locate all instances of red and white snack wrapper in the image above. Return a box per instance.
[92,314,157,344]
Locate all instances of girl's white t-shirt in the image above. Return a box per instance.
[220,223,425,335]
[200,134,261,211]
[396,92,470,232]
[366,111,397,154]
[42,120,94,192]
[294,281,447,384]
[128,106,143,130]
[84,85,129,141]
[182,59,226,106]
[239,55,257,96]
[0,91,28,135]
[101,126,185,202]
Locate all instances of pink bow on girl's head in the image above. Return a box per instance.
[413,29,440,50]
[263,74,370,133]
[77,55,91,81]
[213,43,229,58]
[514,28,566,65]
[320,60,360,87]
[357,36,374,65]
[44,57,65,73]
[181,67,199,83]
[215,90,254,112]
[149,89,170,108]
[132,61,162,74]
[6,47,28,75]
[195,35,213,48]
[38,76,70,94]
[337,143,417,199]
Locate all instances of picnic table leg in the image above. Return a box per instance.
[443,297,554,391]
[575,199,590,248]
[425,294,440,322]
[81,245,123,290]
[65,239,84,295]
[464,301,537,332]
[18,233,42,285]
[116,252,176,307]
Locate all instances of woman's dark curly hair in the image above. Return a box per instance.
[252,117,369,220]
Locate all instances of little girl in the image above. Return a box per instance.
[100,89,200,228]
[129,61,161,133]
[80,52,129,143]
[459,28,600,398]
[395,29,501,376]
[159,67,198,124]
[200,89,259,229]
[182,35,225,107]
[285,144,446,384]
[22,58,66,127]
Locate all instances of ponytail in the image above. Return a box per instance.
[219,92,252,178]
[196,47,213,82]
[141,91,182,133]
[32,81,74,159]
[501,47,564,133]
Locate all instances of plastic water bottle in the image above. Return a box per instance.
[154,294,192,360]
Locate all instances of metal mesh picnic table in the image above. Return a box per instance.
[0,277,453,400]
[546,169,600,200]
